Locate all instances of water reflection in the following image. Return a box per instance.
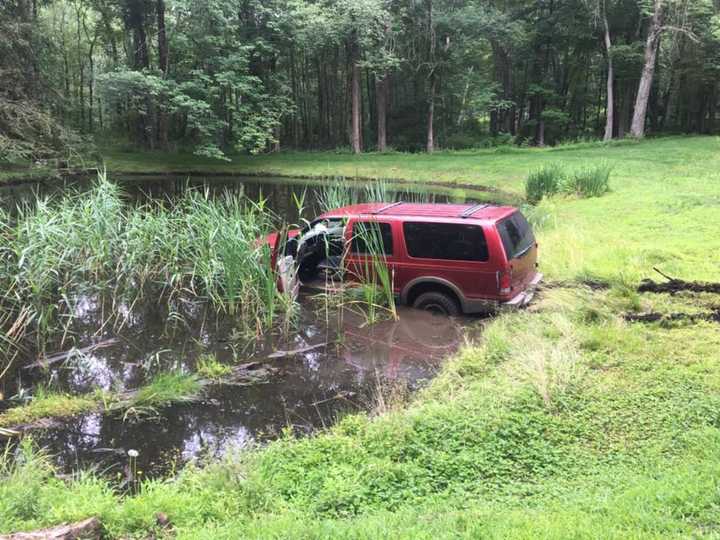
[23,305,471,477]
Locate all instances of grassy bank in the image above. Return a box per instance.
[2,136,720,538]
[101,136,720,195]
[0,163,57,185]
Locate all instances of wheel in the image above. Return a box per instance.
[412,291,461,316]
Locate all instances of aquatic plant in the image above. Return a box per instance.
[317,177,361,213]
[0,389,97,428]
[344,221,397,324]
[196,354,232,380]
[0,173,296,363]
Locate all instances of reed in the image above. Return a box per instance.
[345,221,397,324]
[0,173,295,363]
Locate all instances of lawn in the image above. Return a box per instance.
[102,135,720,195]
[2,135,720,538]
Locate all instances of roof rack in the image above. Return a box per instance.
[373,201,404,215]
[459,203,489,218]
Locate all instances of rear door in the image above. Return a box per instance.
[395,221,499,299]
[496,211,538,291]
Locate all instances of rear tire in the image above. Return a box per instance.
[412,291,461,316]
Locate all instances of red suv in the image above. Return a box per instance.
[269,202,542,315]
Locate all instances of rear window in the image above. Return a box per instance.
[403,222,488,261]
[351,222,394,255]
[498,212,535,259]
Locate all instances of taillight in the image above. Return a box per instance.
[497,268,512,295]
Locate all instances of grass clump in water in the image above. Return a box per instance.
[0,390,97,428]
[196,354,232,380]
[126,372,201,409]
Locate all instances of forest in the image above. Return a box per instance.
[2,0,720,164]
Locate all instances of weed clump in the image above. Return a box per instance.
[0,390,97,428]
[196,354,232,380]
[0,173,295,360]
[563,162,612,198]
[525,164,563,204]
[525,162,612,204]
[128,372,201,409]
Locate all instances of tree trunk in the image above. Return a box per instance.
[126,0,151,146]
[156,0,169,148]
[0,517,102,540]
[427,73,436,153]
[349,36,362,154]
[603,12,614,141]
[618,82,632,138]
[376,73,388,151]
[630,0,664,138]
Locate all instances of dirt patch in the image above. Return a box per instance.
[638,269,720,295]
[638,278,720,295]
[624,309,720,324]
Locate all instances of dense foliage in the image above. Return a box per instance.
[1,0,719,160]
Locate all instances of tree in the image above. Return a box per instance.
[630,0,665,137]
[630,0,699,138]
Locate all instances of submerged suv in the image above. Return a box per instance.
[269,202,542,316]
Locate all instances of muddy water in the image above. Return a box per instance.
[20,302,473,478]
[1,174,489,477]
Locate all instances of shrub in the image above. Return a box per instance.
[563,162,611,198]
[525,164,564,204]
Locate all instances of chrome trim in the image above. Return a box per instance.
[502,272,543,307]
[373,201,404,215]
[460,203,489,218]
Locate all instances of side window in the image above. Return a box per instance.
[351,221,394,256]
[403,222,488,262]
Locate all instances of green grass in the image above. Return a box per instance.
[0,374,202,429]
[195,354,232,380]
[125,373,201,409]
[100,135,717,195]
[0,391,96,428]
[2,135,720,538]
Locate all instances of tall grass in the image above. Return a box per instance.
[0,173,294,362]
[345,221,397,324]
[525,164,563,204]
[562,162,612,198]
[526,162,612,204]
[317,177,433,214]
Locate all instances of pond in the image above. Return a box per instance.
[0,174,494,478]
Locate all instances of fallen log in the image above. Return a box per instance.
[24,338,120,370]
[266,342,328,359]
[0,517,101,540]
